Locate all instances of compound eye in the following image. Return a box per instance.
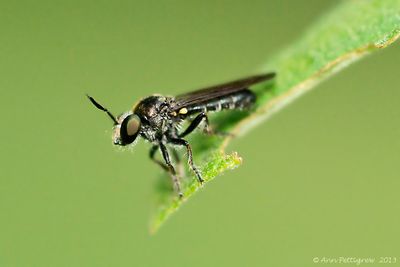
[120,114,141,145]
[126,114,141,136]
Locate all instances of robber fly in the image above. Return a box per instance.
[87,72,276,197]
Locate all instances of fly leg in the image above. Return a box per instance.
[149,145,169,172]
[159,143,183,198]
[179,111,229,138]
[171,147,184,177]
[202,114,232,137]
[169,138,204,184]
[178,112,207,138]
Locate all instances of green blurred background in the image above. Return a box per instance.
[1,0,399,266]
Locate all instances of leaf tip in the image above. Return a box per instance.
[375,28,400,48]
[149,151,243,234]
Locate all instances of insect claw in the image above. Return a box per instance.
[204,127,233,138]
[198,175,205,184]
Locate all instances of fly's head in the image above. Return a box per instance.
[112,111,141,146]
[87,95,142,146]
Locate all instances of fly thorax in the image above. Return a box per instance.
[134,95,171,142]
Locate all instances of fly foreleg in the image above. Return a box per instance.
[159,143,183,197]
[150,145,182,173]
[149,145,169,172]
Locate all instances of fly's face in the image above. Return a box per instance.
[112,111,142,146]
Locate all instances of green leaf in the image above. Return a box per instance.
[150,0,400,233]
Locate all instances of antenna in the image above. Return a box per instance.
[86,94,118,125]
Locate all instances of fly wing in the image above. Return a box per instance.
[173,73,275,110]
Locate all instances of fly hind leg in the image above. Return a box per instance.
[179,111,230,138]
[202,113,232,137]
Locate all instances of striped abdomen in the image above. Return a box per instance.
[183,89,256,114]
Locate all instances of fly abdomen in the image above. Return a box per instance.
[217,89,255,111]
[186,89,256,114]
